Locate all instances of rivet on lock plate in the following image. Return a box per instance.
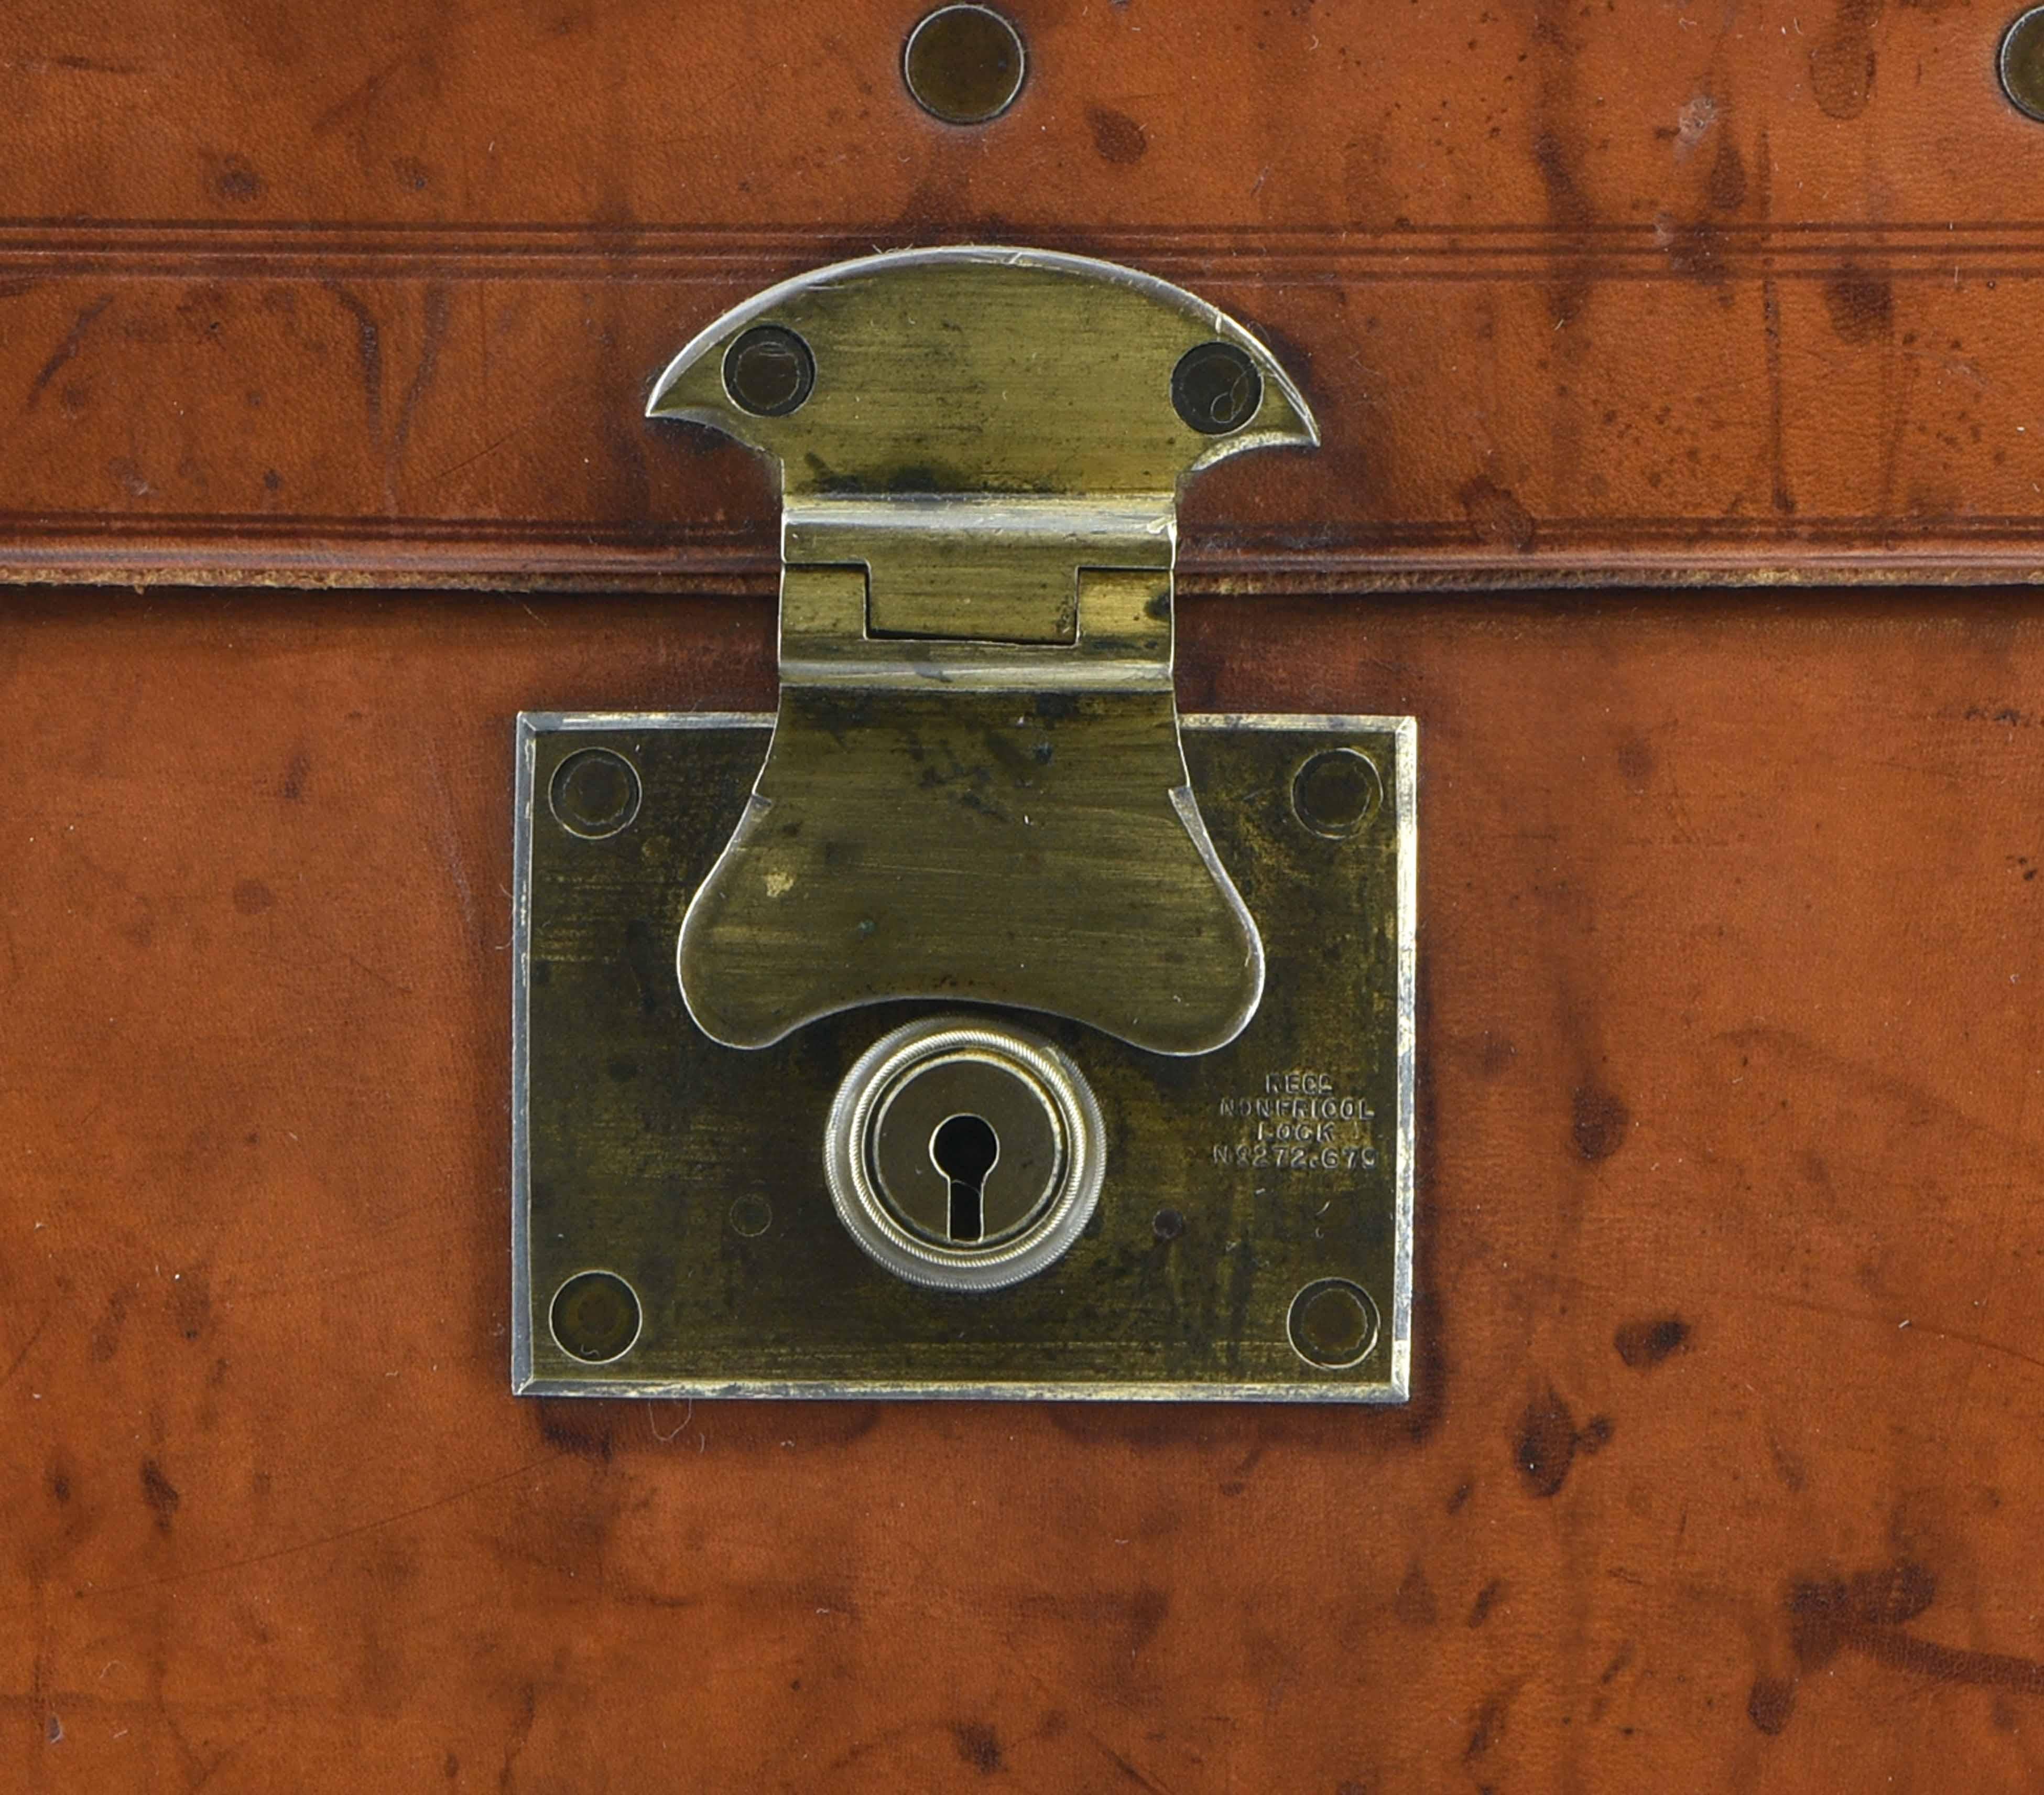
[512,247,1416,1401]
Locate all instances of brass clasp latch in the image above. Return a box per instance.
[645,246,1319,1055]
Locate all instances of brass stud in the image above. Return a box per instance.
[904,5,1026,125]
[2001,6,2044,121]
[1288,1279,1380,1370]
[549,748,641,840]
[549,1270,643,1363]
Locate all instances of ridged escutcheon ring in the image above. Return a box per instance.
[824,1014,1105,1292]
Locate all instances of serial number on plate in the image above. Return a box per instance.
[1210,1069,1379,1172]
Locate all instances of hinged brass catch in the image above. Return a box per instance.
[644,247,1319,1055]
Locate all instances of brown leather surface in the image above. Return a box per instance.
[4,588,2043,1788]
[8,0,2044,587]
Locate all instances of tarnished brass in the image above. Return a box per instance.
[509,251,1413,1401]
[824,1013,1106,1294]
[644,247,1318,1057]
[902,5,1026,125]
[2005,6,2044,121]
[512,712,1415,1402]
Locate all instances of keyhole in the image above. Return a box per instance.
[930,1112,1000,1243]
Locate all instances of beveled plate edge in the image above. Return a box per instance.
[509,708,1418,1404]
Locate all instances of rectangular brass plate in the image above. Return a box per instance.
[513,712,1415,1401]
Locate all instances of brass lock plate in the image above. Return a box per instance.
[513,711,1415,1402]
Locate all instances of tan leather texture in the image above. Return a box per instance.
[5,0,2044,587]
[4,591,2044,1788]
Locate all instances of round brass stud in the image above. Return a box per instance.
[549,1270,643,1364]
[2004,6,2044,121]
[1171,341,1264,436]
[722,325,815,417]
[1291,747,1384,840]
[549,748,642,840]
[1288,1278,1380,1370]
[904,5,1026,125]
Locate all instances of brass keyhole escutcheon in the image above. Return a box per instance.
[825,1016,1104,1292]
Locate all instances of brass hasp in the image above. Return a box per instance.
[646,246,1318,1055]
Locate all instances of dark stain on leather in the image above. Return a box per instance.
[1614,729,1655,785]
[1464,1684,1517,1760]
[1128,1585,1170,1653]
[1515,1387,1612,1498]
[1046,1405,1192,1450]
[1810,0,1882,119]
[1823,269,1893,344]
[1747,1675,1796,1734]
[324,284,384,432]
[1709,128,1747,212]
[1751,1556,2044,1729]
[90,1287,131,1362]
[1467,1578,1504,1628]
[1401,956,1449,1445]
[1572,1085,1630,1161]
[1394,1562,1439,1627]
[1613,1317,1689,1368]
[535,1399,615,1462]
[1663,219,1729,288]
[1459,477,1536,553]
[1768,1431,1809,1493]
[1514,1386,1578,1497]
[139,1458,181,1531]
[1528,120,1593,315]
[1086,106,1148,165]
[1531,126,1592,232]
[25,293,115,411]
[1762,247,1797,515]
[172,1270,212,1343]
[953,1722,1003,1773]
[390,284,452,457]
[1793,1562,1938,1663]
[211,154,264,204]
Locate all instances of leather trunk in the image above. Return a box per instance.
[5,2,2044,1788]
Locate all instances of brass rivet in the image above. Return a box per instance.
[548,747,641,839]
[1288,1279,1380,1370]
[904,5,1026,125]
[2003,6,2044,120]
[1171,341,1264,436]
[722,325,815,417]
[549,1270,643,1364]
[1291,747,1383,839]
